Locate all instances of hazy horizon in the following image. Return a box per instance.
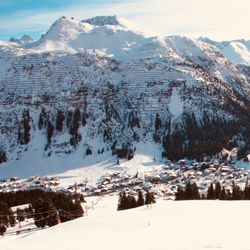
[0,0,250,41]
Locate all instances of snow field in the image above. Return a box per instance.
[1,195,250,250]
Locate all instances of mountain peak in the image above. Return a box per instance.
[81,15,140,32]
[81,15,124,27]
[49,16,79,30]
[20,34,34,43]
[9,34,33,45]
[32,15,145,57]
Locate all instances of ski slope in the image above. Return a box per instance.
[1,195,250,250]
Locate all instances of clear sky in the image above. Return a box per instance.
[0,0,250,41]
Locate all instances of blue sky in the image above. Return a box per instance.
[0,0,250,41]
[0,0,119,14]
[0,0,126,40]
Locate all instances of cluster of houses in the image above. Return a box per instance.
[79,159,249,200]
[0,176,60,193]
[1,157,249,201]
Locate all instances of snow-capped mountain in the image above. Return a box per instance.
[1,15,250,175]
[199,37,250,66]
[29,15,145,58]
[9,34,34,45]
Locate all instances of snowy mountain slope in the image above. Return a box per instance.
[199,37,250,66]
[1,196,250,250]
[165,36,250,95]
[220,40,250,65]
[1,16,250,175]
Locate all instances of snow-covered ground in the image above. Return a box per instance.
[0,141,164,184]
[1,195,250,250]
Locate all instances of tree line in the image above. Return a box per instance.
[118,190,156,211]
[0,189,84,235]
[175,180,250,201]
[38,108,87,147]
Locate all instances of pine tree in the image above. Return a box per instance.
[232,181,243,200]
[184,182,193,200]
[155,113,162,131]
[207,183,215,200]
[128,195,137,209]
[145,191,151,205]
[175,186,185,200]
[52,193,83,222]
[38,107,47,130]
[117,192,124,210]
[226,189,232,200]
[0,224,6,236]
[8,213,16,227]
[23,109,31,144]
[69,200,84,219]
[244,178,249,200]
[145,191,156,205]
[0,149,7,164]
[69,108,81,145]
[118,192,127,211]
[0,201,9,227]
[191,182,200,200]
[47,120,54,144]
[118,192,138,210]
[127,149,134,160]
[219,186,227,200]
[0,201,15,228]
[137,191,144,207]
[66,111,73,128]
[215,182,221,199]
[56,110,65,132]
[150,192,156,204]
[79,194,85,203]
[128,111,140,128]
[86,147,92,156]
[18,109,31,145]
[181,182,200,200]
[70,109,81,135]
[33,198,58,228]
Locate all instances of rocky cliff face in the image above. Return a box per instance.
[1,16,250,166]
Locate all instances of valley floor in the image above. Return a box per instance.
[1,195,250,250]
